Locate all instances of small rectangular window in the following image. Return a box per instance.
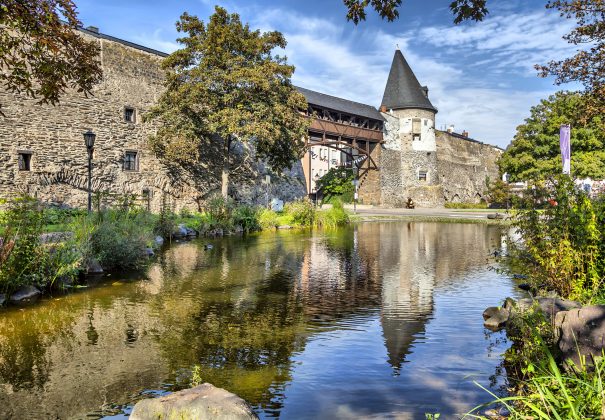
[412,118,421,133]
[124,107,136,123]
[123,151,139,171]
[418,170,428,182]
[413,134,421,141]
[18,152,32,171]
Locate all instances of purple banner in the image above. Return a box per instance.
[560,124,571,174]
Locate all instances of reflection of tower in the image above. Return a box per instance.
[380,223,437,372]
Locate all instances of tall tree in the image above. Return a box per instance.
[0,0,102,115]
[499,91,605,181]
[145,7,309,198]
[536,1,605,117]
[343,0,489,24]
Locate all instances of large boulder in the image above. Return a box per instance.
[9,285,41,304]
[130,383,258,420]
[555,305,605,368]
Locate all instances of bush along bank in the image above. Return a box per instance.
[0,196,350,306]
[472,175,605,419]
[0,196,161,305]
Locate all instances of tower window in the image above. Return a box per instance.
[124,107,136,123]
[412,118,421,140]
[418,170,428,182]
[123,151,139,171]
[18,152,32,171]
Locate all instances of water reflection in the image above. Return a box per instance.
[0,223,516,419]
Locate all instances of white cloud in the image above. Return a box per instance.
[248,6,576,148]
[131,3,577,148]
[132,28,179,53]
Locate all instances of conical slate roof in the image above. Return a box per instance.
[381,49,437,113]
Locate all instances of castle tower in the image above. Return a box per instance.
[380,49,444,207]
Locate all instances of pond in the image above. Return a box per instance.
[0,222,520,419]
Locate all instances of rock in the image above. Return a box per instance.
[154,236,164,246]
[555,305,605,368]
[206,229,224,237]
[0,294,5,306]
[505,297,581,321]
[144,248,155,257]
[204,244,214,250]
[517,283,532,292]
[9,285,41,304]
[483,306,501,320]
[483,307,510,331]
[174,224,189,238]
[487,213,504,220]
[39,232,73,244]
[130,383,258,420]
[234,225,244,234]
[87,259,104,274]
[186,228,197,237]
[278,225,293,230]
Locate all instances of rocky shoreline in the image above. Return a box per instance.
[484,295,605,368]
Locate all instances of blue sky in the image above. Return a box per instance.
[74,0,579,148]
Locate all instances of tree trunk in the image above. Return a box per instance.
[221,135,232,198]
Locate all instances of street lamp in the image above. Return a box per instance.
[83,130,96,213]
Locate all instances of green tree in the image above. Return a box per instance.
[0,0,102,115]
[145,7,309,198]
[315,167,355,202]
[537,1,605,118]
[343,0,488,24]
[499,91,605,181]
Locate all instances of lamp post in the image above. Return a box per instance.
[83,130,96,213]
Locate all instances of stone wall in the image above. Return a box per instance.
[380,109,444,207]
[0,32,306,211]
[380,126,502,207]
[436,131,503,203]
[358,143,381,205]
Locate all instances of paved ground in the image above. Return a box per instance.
[342,205,507,221]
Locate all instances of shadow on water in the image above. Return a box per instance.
[0,222,519,419]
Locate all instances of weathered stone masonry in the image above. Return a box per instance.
[0,29,306,211]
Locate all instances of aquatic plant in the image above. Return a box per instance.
[283,198,315,227]
[315,199,349,228]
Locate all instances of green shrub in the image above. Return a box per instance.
[155,194,177,239]
[315,199,349,228]
[513,175,604,301]
[0,196,85,294]
[284,199,315,227]
[258,208,279,230]
[205,195,233,228]
[232,205,260,233]
[86,210,154,270]
[0,197,47,293]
